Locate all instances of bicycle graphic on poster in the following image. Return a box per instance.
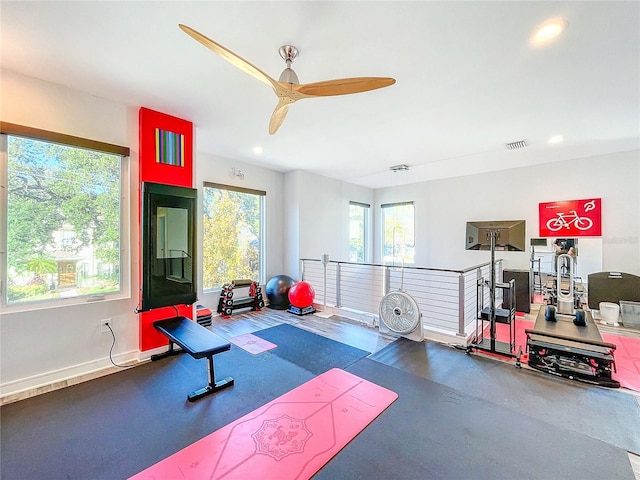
[545,210,594,232]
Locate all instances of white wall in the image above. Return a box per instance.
[284,170,374,278]
[372,150,639,276]
[282,149,638,284]
[283,170,302,279]
[1,70,141,396]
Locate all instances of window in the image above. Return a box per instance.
[2,125,128,307]
[349,201,369,262]
[202,183,265,291]
[381,201,415,264]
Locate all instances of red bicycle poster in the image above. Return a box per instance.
[539,198,602,237]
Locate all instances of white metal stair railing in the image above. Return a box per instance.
[300,258,500,342]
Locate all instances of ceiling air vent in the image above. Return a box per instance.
[389,164,410,172]
[505,139,528,150]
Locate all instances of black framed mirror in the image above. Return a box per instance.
[141,182,197,311]
[465,220,526,251]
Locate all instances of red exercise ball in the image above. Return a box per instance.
[288,281,315,308]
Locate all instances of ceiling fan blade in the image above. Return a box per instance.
[296,77,396,97]
[269,98,293,135]
[178,24,279,91]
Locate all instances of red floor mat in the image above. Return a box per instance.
[495,319,640,392]
[229,333,277,355]
[129,368,398,480]
[600,333,640,392]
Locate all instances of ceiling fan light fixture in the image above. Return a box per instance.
[278,67,299,84]
[278,45,300,84]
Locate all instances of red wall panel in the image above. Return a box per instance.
[139,107,193,187]
[138,107,194,351]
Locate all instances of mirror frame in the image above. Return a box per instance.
[141,182,197,311]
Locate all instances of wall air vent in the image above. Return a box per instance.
[505,139,528,150]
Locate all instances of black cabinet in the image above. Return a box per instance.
[587,272,640,309]
[502,269,531,313]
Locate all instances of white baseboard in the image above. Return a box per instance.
[137,345,171,362]
[0,350,140,405]
[423,326,470,345]
[327,306,377,327]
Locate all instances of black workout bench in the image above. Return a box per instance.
[150,317,234,401]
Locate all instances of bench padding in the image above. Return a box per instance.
[154,316,230,359]
[151,316,234,401]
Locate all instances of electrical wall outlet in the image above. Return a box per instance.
[100,318,112,333]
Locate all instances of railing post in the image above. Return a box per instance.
[296,257,499,339]
[384,266,391,295]
[458,272,465,336]
[335,262,342,308]
[477,266,485,311]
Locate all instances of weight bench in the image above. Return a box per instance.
[150,317,234,401]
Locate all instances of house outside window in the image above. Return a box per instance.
[2,130,127,307]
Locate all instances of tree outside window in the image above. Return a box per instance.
[382,202,415,265]
[202,184,264,290]
[4,135,123,304]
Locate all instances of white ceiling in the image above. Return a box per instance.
[1,1,638,189]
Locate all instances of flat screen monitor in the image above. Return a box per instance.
[530,238,547,247]
[465,220,526,251]
[141,182,197,311]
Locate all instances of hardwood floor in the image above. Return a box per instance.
[209,308,398,354]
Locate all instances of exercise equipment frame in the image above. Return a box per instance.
[525,308,619,388]
[468,230,519,360]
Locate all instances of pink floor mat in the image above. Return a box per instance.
[129,368,398,480]
[229,333,277,355]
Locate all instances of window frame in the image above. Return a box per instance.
[0,122,131,313]
[201,181,266,293]
[381,201,415,265]
[349,201,370,263]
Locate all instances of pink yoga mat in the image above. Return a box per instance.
[130,368,398,480]
[229,333,277,355]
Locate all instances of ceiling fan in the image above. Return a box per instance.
[179,24,396,134]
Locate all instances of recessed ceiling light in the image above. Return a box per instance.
[530,18,567,46]
[252,145,263,155]
[548,135,564,144]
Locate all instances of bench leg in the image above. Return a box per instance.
[187,355,234,402]
[150,341,184,361]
